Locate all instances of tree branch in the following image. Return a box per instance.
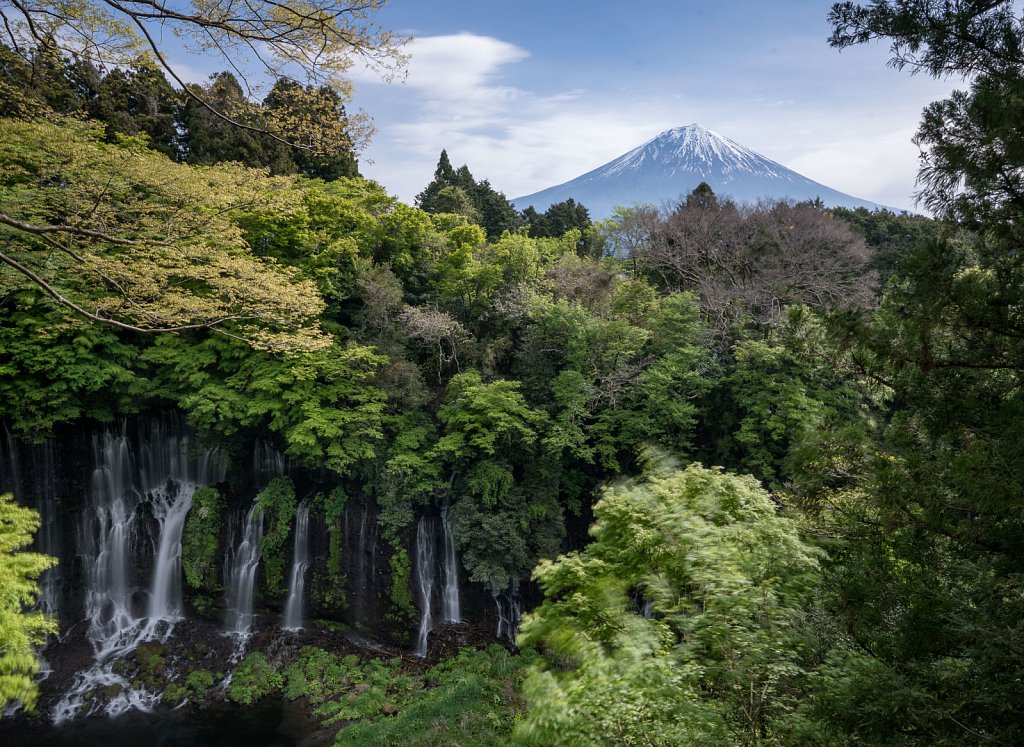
[0,247,246,334]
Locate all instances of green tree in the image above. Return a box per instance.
[0,117,328,350]
[522,199,593,254]
[799,2,1024,741]
[416,153,520,240]
[182,72,281,169]
[0,0,405,155]
[516,456,823,746]
[0,493,57,715]
[830,206,939,285]
[685,180,718,210]
[142,334,387,475]
[473,178,521,240]
[0,40,86,118]
[261,78,361,179]
[415,150,457,213]
[91,62,181,157]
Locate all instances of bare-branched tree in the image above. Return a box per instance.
[641,189,876,327]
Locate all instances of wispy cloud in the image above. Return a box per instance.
[400,33,529,100]
[359,34,672,202]
[357,33,953,212]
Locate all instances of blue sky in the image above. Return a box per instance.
[337,0,958,212]
[163,1,958,211]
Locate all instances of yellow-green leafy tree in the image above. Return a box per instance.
[0,493,56,715]
[0,118,331,351]
[516,456,823,746]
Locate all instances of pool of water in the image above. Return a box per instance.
[1,699,325,747]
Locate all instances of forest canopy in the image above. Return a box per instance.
[3,2,1024,745]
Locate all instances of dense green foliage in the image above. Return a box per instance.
[0,116,329,349]
[516,457,823,746]
[7,3,1024,741]
[415,150,522,240]
[335,647,532,746]
[279,645,530,745]
[830,206,941,283]
[228,652,283,706]
[162,669,215,704]
[182,487,223,594]
[0,494,56,714]
[521,199,594,254]
[286,650,416,725]
[0,108,881,624]
[255,478,298,595]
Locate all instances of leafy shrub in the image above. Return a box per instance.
[162,682,186,703]
[335,646,531,747]
[182,487,223,591]
[184,669,215,699]
[283,648,418,725]
[257,477,297,594]
[229,652,283,705]
[163,668,214,704]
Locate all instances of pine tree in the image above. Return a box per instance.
[416,152,521,240]
[804,3,1024,741]
[91,64,181,157]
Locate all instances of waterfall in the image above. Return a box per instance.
[147,488,193,621]
[414,516,436,657]
[35,440,61,628]
[348,498,380,626]
[224,503,265,636]
[252,440,286,489]
[282,500,311,630]
[494,589,522,644]
[53,417,225,723]
[440,503,461,623]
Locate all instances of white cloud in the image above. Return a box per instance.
[357,33,954,213]
[164,56,221,87]
[401,33,528,99]
[358,34,676,203]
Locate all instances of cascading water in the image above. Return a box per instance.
[414,516,436,657]
[34,441,62,629]
[53,417,225,723]
[224,503,265,636]
[440,503,461,624]
[494,589,522,644]
[282,500,311,630]
[252,440,286,489]
[637,592,655,619]
[347,498,380,626]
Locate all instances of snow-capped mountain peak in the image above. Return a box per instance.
[605,124,787,179]
[513,123,889,218]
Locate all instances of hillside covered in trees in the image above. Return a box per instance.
[2,1,1023,745]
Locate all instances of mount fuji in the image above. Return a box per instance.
[512,124,891,219]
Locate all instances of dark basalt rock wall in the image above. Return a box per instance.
[0,411,502,650]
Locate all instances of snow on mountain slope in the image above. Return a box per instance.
[513,124,891,219]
